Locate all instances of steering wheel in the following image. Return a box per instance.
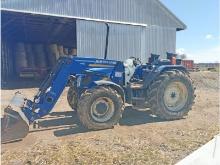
[129,57,142,66]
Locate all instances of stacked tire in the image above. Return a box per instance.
[1,41,14,81]
[47,44,59,66]
[25,44,35,68]
[15,43,28,73]
[33,44,47,68]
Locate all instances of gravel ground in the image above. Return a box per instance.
[1,71,219,165]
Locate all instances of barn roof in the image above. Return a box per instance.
[1,0,186,30]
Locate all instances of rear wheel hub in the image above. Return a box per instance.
[163,81,188,112]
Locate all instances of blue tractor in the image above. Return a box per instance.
[1,24,195,143]
[1,54,195,143]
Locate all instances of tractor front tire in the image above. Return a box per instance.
[77,86,124,130]
[147,70,195,120]
[67,86,77,110]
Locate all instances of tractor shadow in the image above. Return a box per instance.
[119,107,167,126]
[31,107,168,137]
[30,111,88,137]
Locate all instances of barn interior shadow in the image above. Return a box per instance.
[1,79,42,89]
[1,78,73,90]
[31,107,168,137]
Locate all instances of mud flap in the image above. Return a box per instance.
[1,107,29,144]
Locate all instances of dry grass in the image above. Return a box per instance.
[2,125,218,165]
[2,140,171,165]
[1,71,219,165]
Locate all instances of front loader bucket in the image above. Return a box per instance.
[1,107,29,143]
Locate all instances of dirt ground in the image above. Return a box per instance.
[1,71,219,165]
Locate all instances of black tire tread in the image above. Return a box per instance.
[67,86,78,110]
[77,86,124,130]
[147,70,195,120]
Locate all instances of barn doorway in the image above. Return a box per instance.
[1,11,77,88]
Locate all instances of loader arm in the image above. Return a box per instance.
[1,56,124,143]
[25,56,122,122]
[2,57,79,143]
[2,56,124,143]
[26,57,85,121]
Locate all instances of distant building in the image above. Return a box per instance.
[195,63,219,69]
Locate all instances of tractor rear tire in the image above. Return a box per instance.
[77,86,124,130]
[147,70,195,120]
[67,86,77,110]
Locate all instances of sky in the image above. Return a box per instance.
[160,0,220,63]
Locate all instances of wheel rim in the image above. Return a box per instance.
[90,97,115,123]
[163,81,188,112]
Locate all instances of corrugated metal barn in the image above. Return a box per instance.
[1,0,186,81]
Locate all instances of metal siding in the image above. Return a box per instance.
[1,0,185,29]
[145,26,176,60]
[1,0,139,23]
[76,20,145,61]
[107,24,145,61]
[2,0,179,63]
[76,20,107,59]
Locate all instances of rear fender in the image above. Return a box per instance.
[144,65,188,88]
[157,65,188,74]
[94,80,125,102]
